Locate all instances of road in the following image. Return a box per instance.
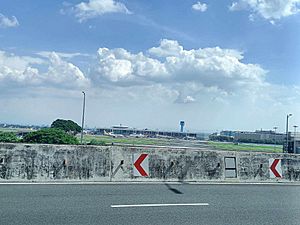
[0,183,299,225]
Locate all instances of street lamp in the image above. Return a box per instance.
[293,125,298,154]
[285,113,292,153]
[273,126,278,151]
[80,91,86,144]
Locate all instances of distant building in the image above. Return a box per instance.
[209,133,234,142]
[287,132,300,154]
[217,129,285,144]
[235,130,284,144]
[196,133,208,140]
[92,126,197,139]
[112,124,129,129]
[220,130,238,138]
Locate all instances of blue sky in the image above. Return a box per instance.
[1,0,300,132]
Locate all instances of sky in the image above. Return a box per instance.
[1,0,300,133]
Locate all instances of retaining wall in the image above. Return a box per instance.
[0,143,300,182]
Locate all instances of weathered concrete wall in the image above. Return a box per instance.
[238,152,300,182]
[111,147,229,181]
[0,143,300,182]
[0,143,111,181]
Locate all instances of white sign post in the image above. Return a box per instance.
[133,153,149,177]
[269,158,282,178]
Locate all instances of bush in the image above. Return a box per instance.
[88,139,106,146]
[0,132,19,143]
[23,128,79,145]
[51,119,81,135]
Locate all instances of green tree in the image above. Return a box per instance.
[0,132,19,143]
[23,128,79,145]
[51,119,81,135]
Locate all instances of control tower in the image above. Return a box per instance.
[180,121,185,133]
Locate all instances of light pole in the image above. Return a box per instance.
[80,91,86,144]
[285,113,292,153]
[293,125,298,154]
[273,126,278,151]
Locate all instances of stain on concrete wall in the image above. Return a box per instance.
[283,156,300,181]
[238,153,270,181]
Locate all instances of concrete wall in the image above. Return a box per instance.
[0,143,300,182]
[111,147,227,181]
[0,143,111,181]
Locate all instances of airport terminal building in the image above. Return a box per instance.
[92,125,197,139]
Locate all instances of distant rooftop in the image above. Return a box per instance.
[112,124,129,129]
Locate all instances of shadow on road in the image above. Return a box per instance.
[164,183,183,194]
[163,161,184,194]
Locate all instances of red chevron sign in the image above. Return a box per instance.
[269,159,282,178]
[133,153,149,177]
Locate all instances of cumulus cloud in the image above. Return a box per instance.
[44,52,90,88]
[0,40,268,106]
[3,40,300,130]
[0,51,42,87]
[192,2,208,12]
[0,51,43,71]
[93,47,168,85]
[67,0,131,22]
[148,39,184,57]
[0,14,19,28]
[0,50,89,91]
[92,39,266,96]
[229,0,300,21]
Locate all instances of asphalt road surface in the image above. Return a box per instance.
[0,183,299,225]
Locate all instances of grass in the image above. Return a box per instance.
[81,135,283,153]
[80,134,174,146]
[0,129,282,153]
[207,141,282,153]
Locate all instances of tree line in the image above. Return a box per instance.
[0,119,81,145]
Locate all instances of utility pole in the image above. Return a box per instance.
[293,125,298,154]
[285,114,292,153]
[80,91,86,144]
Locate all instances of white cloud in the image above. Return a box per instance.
[2,40,300,131]
[0,51,43,71]
[0,51,89,91]
[0,40,267,106]
[0,14,19,28]
[93,47,168,85]
[176,95,196,104]
[148,39,184,57]
[70,0,131,22]
[192,2,208,12]
[184,95,196,103]
[92,39,266,96]
[44,52,90,88]
[37,51,89,59]
[229,0,300,20]
[0,51,43,87]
